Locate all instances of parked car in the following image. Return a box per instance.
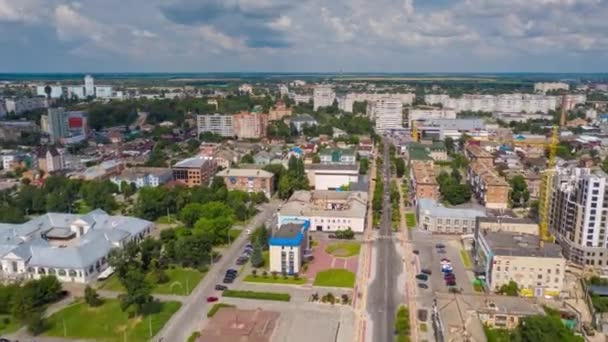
[441,266,454,273]
[437,249,446,254]
[222,277,234,284]
[446,280,457,286]
[206,296,219,303]
[441,258,450,263]
[444,275,456,281]
[227,269,238,274]
[417,283,429,289]
[415,274,429,281]
[421,268,432,275]
[215,285,227,291]
[413,250,420,255]
[435,243,446,249]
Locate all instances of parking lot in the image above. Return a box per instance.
[411,230,475,296]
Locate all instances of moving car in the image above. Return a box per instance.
[206,296,219,303]
[417,283,429,289]
[435,243,446,249]
[415,274,429,281]
[215,285,227,291]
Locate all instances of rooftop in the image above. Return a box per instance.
[418,199,486,219]
[269,221,309,247]
[306,164,358,171]
[280,190,368,219]
[173,156,213,168]
[291,114,317,122]
[481,231,563,258]
[216,168,273,178]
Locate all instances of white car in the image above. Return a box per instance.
[245,228,251,235]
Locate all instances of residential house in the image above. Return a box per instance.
[216,168,275,197]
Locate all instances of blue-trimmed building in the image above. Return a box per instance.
[269,220,310,274]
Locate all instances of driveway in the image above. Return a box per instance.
[304,237,360,281]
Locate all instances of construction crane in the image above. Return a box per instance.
[411,120,419,142]
[538,125,559,243]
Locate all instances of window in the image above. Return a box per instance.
[496,266,501,271]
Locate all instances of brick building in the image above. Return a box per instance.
[216,168,274,197]
[410,160,440,203]
[468,161,510,209]
[172,156,216,187]
[233,111,268,139]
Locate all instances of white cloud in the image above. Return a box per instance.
[403,0,415,17]
[320,7,357,42]
[268,15,292,31]
[0,0,47,23]
[199,25,246,51]
[132,29,157,38]
[54,4,103,42]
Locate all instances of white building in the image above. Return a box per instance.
[110,167,173,189]
[313,85,336,110]
[269,221,310,274]
[238,84,253,94]
[278,84,289,96]
[305,164,359,190]
[279,190,368,233]
[196,114,234,137]
[340,92,415,113]
[95,86,114,99]
[3,97,48,115]
[0,209,153,284]
[36,85,63,99]
[416,199,485,234]
[534,82,569,93]
[84,75,95,97]
[408,108,457,125]
[373,97,403,132]
[424,93,586,114]
[66,86,85,99]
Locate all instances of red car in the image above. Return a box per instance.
[206,296,219,303]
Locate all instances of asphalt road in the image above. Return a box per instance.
[154,201,279,342]
[367,138,403,342]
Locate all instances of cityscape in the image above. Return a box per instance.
[1,1,608,342]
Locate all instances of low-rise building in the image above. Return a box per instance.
[474,231,566,297]
[290,114,318,133]
[465,144,494,168]
[410,160,440,203]
[110,167,173,189]
[269,221,310,274]
[475,217,539,236]
[37,147,64,174]
[0,121,39,142]
[305,164,359,190]
[279,190,368,233]
[3,97,48,115]
[269,101,292,121]
[213,149,238,169]
[216,168,274,197]
[468,161,510,209]
[319,148,356,165]
[172,156,216,187]
[416,199,485,234]
[407,142,448,161]
[0,209,153,283]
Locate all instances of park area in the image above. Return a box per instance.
[44,299,181,341]
[325,242,361,257]
[304,237,359,286]
[100,267,205,295]
[313,269,356,288]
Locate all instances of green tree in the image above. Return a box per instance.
[84,285,102,307]
[359,157,369,175]
[26,311,47,335]
[179,203,205,227]
[509,175,530,208]
[250,225,270,250]
[250,243,264,268]
[498,280,519,296]
[602,156,608,173]
[519,314,583,342]
[394,158,405,178]
[444,137,455,155]
[240,153,255,164]
[118,267,153,316]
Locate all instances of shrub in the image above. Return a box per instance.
[84,285,102,307]
[207,303,236,317]
[293,272,300,280]
[252,269,258,278]
[341,294,349,304]
[311,292,319,302]
[271,271,278,279]
[262,271,268,277]
[222,290,291,302]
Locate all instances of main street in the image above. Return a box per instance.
[154,201,279,342]
[367,137,404,342]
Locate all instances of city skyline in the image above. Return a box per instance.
[1,0,607,73]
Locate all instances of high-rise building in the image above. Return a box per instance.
[197,114,234,137]
[41,108,87,144]
[3,97,48,115]
[549,167,608,267]
[313,85,335,110]
[534,82,569,93]
[232,111,268,139]
[372,97,403,132]
[340,93,415,113]
[84,75,95,97]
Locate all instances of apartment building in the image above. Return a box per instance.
[408,108,456,125]
[465,144,494,168]
[216,168,274,197]
[233,111,268,139]
[290,114,318,133]
[40,108,88,144]
[313,85,335,110]
[339,92,415,113]
[475,231,566,297]
[410,160,440,203]
[424,93,586,113]
[172,156,216,187]
[196,114,234,137]
[476,217,539,236]
[3,97,48,115]
[534,82,569,93]
[468,161,510,209]
[373,97,403,132]
[110,167,173,189]
[279,190,368,233]
[417,199,485,234]
[269,101,292,121]
[549,167,608,267]
[37,147,64,174]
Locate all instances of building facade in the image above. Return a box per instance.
[475,217,539,236]
[372,98,404,132]
[417,199,485,234]
[269,101,292,121]
[216,168,275,197]
[41,108,88,144]
[468,161,510,209]
[474,231,565,297]
[340,92,415,113]
[233,111,268,139]
[410,160,440,203]
[3,97,48,115]
[172,156,217,187]
[305,164,359,190]
[424,93,585,114]
[549,167,608,267]
[408,108,457,125]
[319,148,356,165]
[110,167,173,189]
[269,221,310,274]
[534,82,569,93]
[313,85,336,110]
[37,147,64,174]
[196,114,234,137]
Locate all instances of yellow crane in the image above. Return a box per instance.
[411,120,419,142]
[538,125,559,243]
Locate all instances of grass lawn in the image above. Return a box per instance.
[207,303,235,317]
[325,242,361,257]
[155,215,179,224]
[459,250,473,268]
[222,290,290,302]
[405,213,416,229]
[262,251,269,268]
[100,268,205,295]
[228,228,241,243]
[0,314,21,335]
[44,299,181,342]
[313,269,356,288]
[244,274,307,285]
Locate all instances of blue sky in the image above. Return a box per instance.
[0,0,607,72]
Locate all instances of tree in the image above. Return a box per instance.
[84,285,102,307]
[250,243,264,268]
[312,154,321,163]
[118,267,153,316]
[173,233,213,268]
[444,137,455,155]
[510,175,530,208]
[519,314,584,342]
[602,156,608,174]
[394,158,405,178]
[359,157,369,175]
[26,311,47,335]
[240,153,255,164]
[250,225,270,250]
[498,280,519,296]
[179,203,205,227]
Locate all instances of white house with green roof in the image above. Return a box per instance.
[319,148,356,165]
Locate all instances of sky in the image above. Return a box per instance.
[0,0,607,73]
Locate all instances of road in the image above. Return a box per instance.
[154,201,279,342]
[367,138,404,342]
